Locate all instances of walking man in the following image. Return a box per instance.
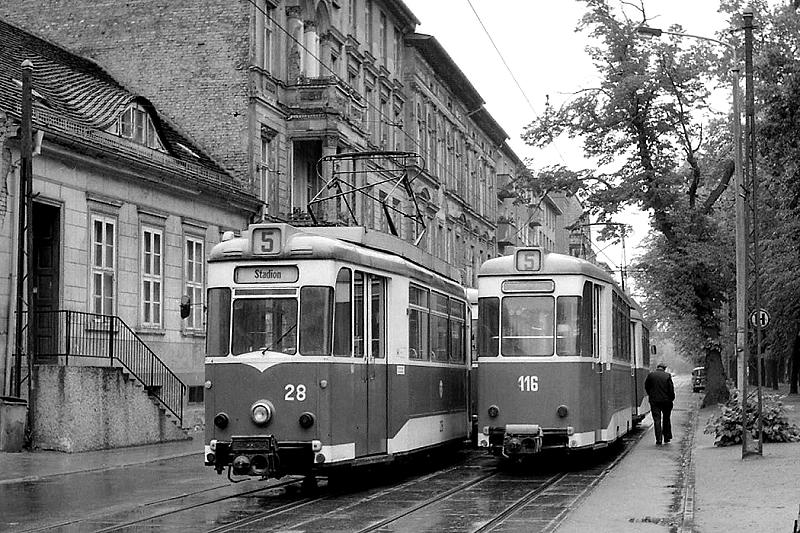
[645,362,675,445]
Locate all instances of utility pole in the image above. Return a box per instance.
[13,60,33,399]
[742,7,763,458]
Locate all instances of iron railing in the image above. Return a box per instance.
[33,310,186,424]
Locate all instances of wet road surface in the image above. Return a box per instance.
[1,426,646,532]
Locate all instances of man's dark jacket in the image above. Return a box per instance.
[645,369,675,404]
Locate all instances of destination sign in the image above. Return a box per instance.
[235,265,299,284]
[251,227,282,255]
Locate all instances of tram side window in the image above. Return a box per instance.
[477,297,499,357]
[449,298,466,363]
[300,286,333,356]
[502,296,554,356]
[206,287,231,356]
[354,272,365,357]
[611,292,631,363]
[334,268,352,356]
[370,275,386,358]
[408,284,429,360]
[580,282,593,357]
[231,297,298,355]
[430,292,449,362]
[556,296,581,356]
[643,326,651,367]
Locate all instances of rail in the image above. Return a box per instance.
[33,310,185,424]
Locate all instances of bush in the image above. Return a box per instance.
[703,391,800,447]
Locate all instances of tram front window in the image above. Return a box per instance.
[501,296,554,356]
[232,298,298,355]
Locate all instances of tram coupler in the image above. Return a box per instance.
[206,435,281,479]
[501,424,543,458]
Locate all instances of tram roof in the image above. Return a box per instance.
[210,223,464,290]
[479,248,616,285]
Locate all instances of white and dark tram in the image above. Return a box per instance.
[203,223,470,481]
[475,247,651,458]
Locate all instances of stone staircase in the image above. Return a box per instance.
[31,365,189,453]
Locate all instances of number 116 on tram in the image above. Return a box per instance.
[203,223,470,481]
[475,248,640,458]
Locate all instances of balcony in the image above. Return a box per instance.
[283,77,366,128]
[496,217,518,248]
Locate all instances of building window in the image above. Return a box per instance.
[185,237,204,331]
[262,3,274,72]
[365,0,373,51]
[91,215,116,315]
[141,227,163,327]
[379,11,387,63]
[393,27,402,71]
[117,104,165,151]
[260,136,272,205]
[187,385,204,403]
[349,0,357,35]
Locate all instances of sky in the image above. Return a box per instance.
[402,0,730,290]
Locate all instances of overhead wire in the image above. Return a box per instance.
[463,0,569,166]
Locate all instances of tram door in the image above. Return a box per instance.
[354,272,388,456]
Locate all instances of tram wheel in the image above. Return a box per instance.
[301,475,318,494]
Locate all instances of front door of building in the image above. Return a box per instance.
[32,202,60,362]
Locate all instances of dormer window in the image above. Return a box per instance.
[113,103,165,151]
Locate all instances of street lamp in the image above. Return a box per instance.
[637,25,754,455]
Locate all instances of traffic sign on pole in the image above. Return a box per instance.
[749,309,770,329]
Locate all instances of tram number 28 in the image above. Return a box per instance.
[285,384,307,401]
[518,375,539,392]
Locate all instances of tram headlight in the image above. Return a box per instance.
[213,413,229,429]
[299,412,315,429]
[250,400,274,426]
[488,405,499,418]
[557,405,569,418]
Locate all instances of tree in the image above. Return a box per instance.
[520,0,736,405]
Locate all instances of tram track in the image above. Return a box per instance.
[209,457,494,533]
[23,476,304,532]
[24,430,646,532]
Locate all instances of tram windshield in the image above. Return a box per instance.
[232,298,298,355]
[501,296,554,356]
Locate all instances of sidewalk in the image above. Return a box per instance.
[555,376,800,532]
[0,428,203,485]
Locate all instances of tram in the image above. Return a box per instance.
[475,247,648,458]
[203,223,470,481]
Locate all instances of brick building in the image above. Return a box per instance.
[0,20,260,416]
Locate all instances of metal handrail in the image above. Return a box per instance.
[32,310,186,424]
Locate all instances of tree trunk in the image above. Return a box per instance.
[791,334,800,394]
[702,346,729,407]
[768,357,779,390]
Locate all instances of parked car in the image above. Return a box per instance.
[692,366,706,393]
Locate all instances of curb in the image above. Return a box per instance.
[677,396,699,533]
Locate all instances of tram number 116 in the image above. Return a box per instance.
[518,375,539,392]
